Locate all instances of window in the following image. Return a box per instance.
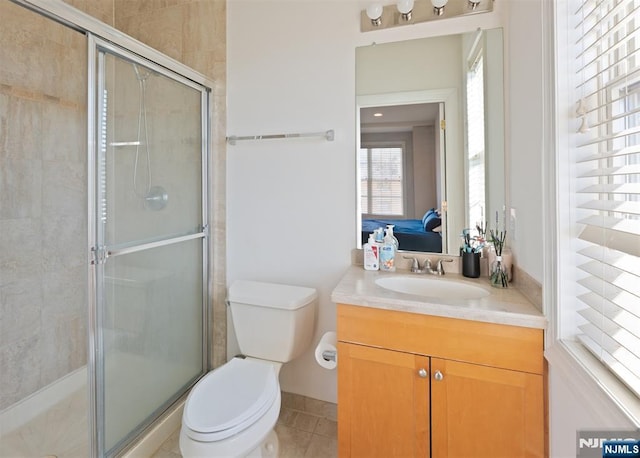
[466,52,486,227]
[557,0,640,409]
[359,145,405,216]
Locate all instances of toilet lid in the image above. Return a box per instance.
[183,358,278,442]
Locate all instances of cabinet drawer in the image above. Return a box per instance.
[337,303,544,375]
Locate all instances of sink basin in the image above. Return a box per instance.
[375,276,490,300]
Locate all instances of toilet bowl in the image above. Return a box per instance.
[179,358,281,457]
[179,281,317,458]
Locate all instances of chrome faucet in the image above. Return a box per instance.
[403,256,422,273]
[403,256,453,275]
[417,257,453,275]
[434,258,454,275]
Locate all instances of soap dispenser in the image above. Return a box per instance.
[379,227,397,272]
[363,233,379,271]
[385,224,399,250]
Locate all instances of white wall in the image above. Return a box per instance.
[226,0,359,403]
[413,125,437,216]
[505,0,543,282]
[548,363,635,457]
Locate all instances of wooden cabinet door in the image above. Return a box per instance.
[338,342,430,458]
[430,358,544,458]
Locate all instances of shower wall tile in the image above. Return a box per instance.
[181,1,224,54]
[0,332,42,409]
[211,91,227,368]
[0,159,42,219]
[63,0,115,26]
[116,6,185,62]
[40,266,87,386]
[39,315,86,388]
[41,161,87,218]
[42,216,87,272]
[114,0,167,19]
[183,50,227,94]
[0,1,88,412]
[42,266,87,325]
[0,15,47,93]
[0,93,8,157]
[1,95,43,160]
[0,219,43,285]
[0,278,43,346]
[42,103,85,163]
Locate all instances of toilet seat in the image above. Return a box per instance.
[183,358,279,442]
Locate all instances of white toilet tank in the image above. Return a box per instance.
[228,280,317,363]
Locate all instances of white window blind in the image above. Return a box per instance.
[570,0,640,397]
[359,146,404,216]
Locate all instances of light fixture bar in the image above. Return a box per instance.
[360,0,493,32]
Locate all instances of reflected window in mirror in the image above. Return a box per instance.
[359,144,405,217]
[466,51,486,226]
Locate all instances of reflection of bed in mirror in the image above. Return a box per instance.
[361,209,442,253]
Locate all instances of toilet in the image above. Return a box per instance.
[179,280,318,458]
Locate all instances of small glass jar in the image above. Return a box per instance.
[490,256,509,288]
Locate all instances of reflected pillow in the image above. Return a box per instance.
[421,208,436,228]
[422,209,441,232]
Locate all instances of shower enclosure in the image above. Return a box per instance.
[0,2,212,457]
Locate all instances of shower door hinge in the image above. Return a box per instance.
[440,119,446,130]
[90,246,109,265]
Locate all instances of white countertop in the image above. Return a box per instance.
[331,266,547,330]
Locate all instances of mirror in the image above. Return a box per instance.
[356,28,505,255]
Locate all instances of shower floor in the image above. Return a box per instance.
[0,386,88,458]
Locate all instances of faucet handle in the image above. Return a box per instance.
[423,258,433,271]
[436,258,454,274]
[403,256,420,272]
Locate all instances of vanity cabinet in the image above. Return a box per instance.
[337,303,545,458]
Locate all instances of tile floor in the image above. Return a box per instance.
[151,392,338,458]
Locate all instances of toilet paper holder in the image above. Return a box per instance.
[322,350,336,362]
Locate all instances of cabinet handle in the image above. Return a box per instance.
[434,370,444,381]
[418,368,428,378]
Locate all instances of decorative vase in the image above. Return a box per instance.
[490,256,509,288]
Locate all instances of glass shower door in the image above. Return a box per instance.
[90,37,209,457]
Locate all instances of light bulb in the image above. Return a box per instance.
[431,0,447,15]
[397,0,414,20]
[467,0,481,9]
[366,3,384,26]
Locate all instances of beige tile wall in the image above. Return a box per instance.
[0,1,89,411]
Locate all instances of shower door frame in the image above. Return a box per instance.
[88,35,211,458]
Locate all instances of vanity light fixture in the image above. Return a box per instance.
[396,0,414,21]
[431,0,448,16]
[366,3,384,26]
[360,0,493,32]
